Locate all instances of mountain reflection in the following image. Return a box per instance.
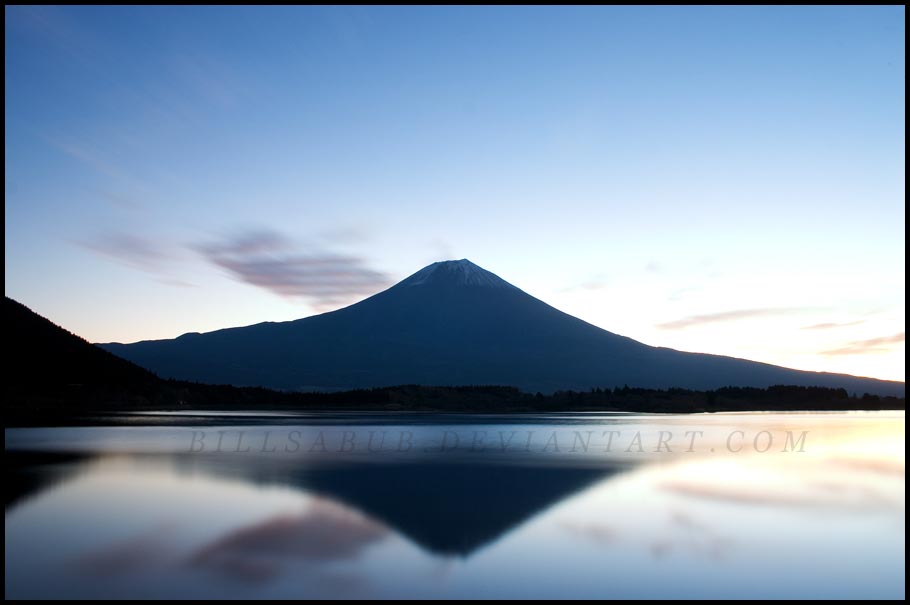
[5,451,91,510]
[299,462,614,555]
[6,449,618,558]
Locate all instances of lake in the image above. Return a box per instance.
[5,411,905,599]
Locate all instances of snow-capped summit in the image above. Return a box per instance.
[397,259,519,290]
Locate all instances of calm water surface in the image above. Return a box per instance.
[5,412,905,599]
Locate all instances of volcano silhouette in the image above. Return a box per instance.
[100,259,903,396]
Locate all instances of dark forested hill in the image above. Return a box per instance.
[6,296,159,389]
[5,296,162,412]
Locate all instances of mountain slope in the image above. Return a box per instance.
[5,296,165,413]
[100,260,904,396]
[6,296,159,389]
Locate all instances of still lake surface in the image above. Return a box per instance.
[5,411,905,599]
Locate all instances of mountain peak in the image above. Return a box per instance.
[396,259,519,290]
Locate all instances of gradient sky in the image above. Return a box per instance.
[5,6,905,381]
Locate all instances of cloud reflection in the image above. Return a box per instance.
[191,497,387,583]
[73,524,177,577]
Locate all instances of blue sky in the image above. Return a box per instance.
[5,6,905,381]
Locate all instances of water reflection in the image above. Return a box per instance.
[192,498,388,583]
[5,412,905,599]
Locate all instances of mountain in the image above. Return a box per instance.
[100,260,904,396]
[5,296,159,391]
[5,296,165,414]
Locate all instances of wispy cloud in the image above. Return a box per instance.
[801,320,865,330]
[157,278,197,288]
[428,237,455,262]
[645,260,663,274]
[169,51,248,108]
[820,332,905,356]
[48,139,128,182]
[667,286,699,302]
[195,229,391,309]
[76,232,171,272]
[75,231,195,288]
[560,274,610,293]
[98,189,144,210]
[7,6,98,65]
[656,308,806,330]
[48,138,148,209]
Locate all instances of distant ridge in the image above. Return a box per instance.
[98,260,905,397]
